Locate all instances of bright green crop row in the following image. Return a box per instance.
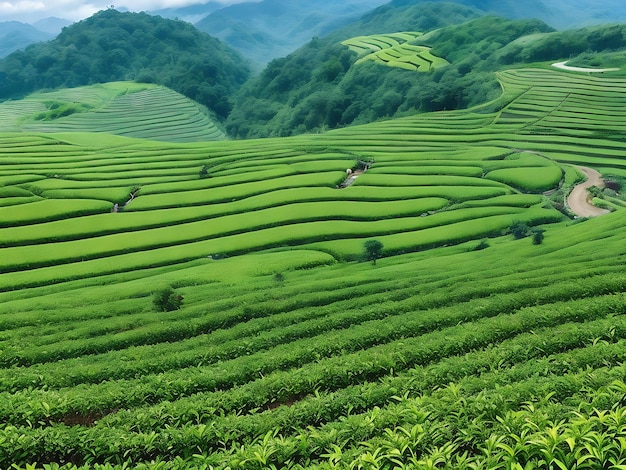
[485,165,563,192]
[0,199,112,227]
[0,193,450,246]
[1,204,542,272]
[353,173,509,188]
[308,206,562,258]
[127,172,343,210]
[1,293,623,466]
[369,165,483,177]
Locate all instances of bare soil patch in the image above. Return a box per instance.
[567,166,610,218]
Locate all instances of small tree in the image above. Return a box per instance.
[474,239,490,251]
[363,239,384,265]
[510,221,530,239]
[153,287,183,311]
[531,228,545,245]
[199,165,210,179]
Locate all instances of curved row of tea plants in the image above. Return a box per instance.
[0,205,625,467]
[0,83,225,143]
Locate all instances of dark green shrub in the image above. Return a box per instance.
[153,287,183,311]
[532,229,545,245]
[363,239,384,265]
[510,221,530,239]
[474,239,490,251]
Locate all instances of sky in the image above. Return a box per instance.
[0,0,252,23]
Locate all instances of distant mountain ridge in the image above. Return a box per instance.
[187,0,626,65]
[194,0,388,66]
[4,0,626,64]
[32,17,71,35]
[152,1,226,24]
[0,21,53,58]
[387,0,626,29]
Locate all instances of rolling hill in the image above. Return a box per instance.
[0,82,226,143]
[0,63,625,467]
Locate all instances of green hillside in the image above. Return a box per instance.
[226,14,556,139]
[227,9,626,139]
[0,9,251,120]
[0,82,225,143]
[1,65,625,467]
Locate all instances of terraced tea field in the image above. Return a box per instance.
[0,82,225,143]
[342,32,449,72]
[1,67,625,469]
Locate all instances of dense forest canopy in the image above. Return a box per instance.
[226,4,626,139]
[225,7,556,139]
[0,9,251,119]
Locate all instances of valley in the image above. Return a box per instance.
[0,1,625,468]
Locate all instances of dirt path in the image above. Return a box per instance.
[552,61,620,73]
[567,166,610,218]
[337,169,365,189]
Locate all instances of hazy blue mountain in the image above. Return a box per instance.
[32,17,72,35]
[388,0,626,29]
[389,0,550,21]
[194,0,388,66]
[539,0,626,29]
[0,21,52,58]
[152,2,226,24]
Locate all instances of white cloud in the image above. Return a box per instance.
[0,0,252,23]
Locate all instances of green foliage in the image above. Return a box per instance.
[226,13,553,138]
[152,286,183,311]
[33,100,93,121]
[0,9,250,119]
[497,23,626,64]
[532,228,545,244]
[363,239,384,265]
[510,220,531,239]
[473,238,490,250]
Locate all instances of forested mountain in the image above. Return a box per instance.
[31,17,71,35]
[226,0,626,140]
[380,0,626,30]
[0,9,251,119]
[194,0,387,66]
[0,22,53,58]
[152,2,226,24]
[186,0,626,65]
[225,4,548,139]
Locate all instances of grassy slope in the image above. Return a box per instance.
[0,82,225,143]
[0,66,626,468]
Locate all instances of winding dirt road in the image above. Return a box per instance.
[567,166,610,218]
[552,61,620,73]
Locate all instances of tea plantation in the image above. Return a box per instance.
[342,33,449,72]
[0,66,625,468]
[0,82,225,143]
